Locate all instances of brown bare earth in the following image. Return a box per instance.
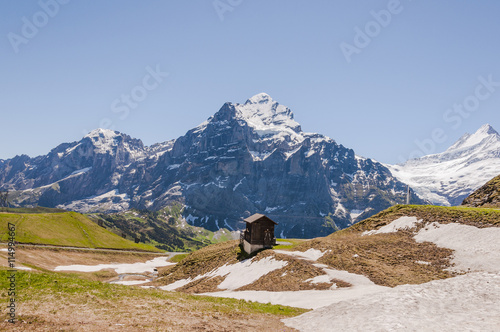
[237,252,351,292]
[155,240,242,287]
[177,275,228,293]
[1,296,300,332]
[0,269,304,332]
[296,231,454,287]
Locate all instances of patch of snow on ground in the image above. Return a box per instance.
[110,280,151,286]
[160,256,288,292]
[160,278,195,291]
[70,167,92,176]
[349,209,364,221]
[274,249,325,261]
[312,264,377,286]
[54,257,174,274]
[167,164,181,170]
[56,189,131,213]
[201,283,387,310]
[305,275,333,285]
[415,260,431,265]
[198,257,387,309]
[15,266,32,271]
[232,178,245,191]
[362,216,421,236]
[283,272,500,332]
[414,222,500,273]
[264,206,281,213]
[248,150,274,161]
[216,257,287,290]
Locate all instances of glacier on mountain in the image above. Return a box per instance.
[387,124,500,206]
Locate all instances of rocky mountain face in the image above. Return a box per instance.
[386,124,500,206]
[462,174,500,208]
[0,93,423,238]
[0,129,171,211]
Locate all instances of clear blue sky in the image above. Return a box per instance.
[1,0,499,164]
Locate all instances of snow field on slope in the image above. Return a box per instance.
[159,256,288,291]
[362,216,421,236]
[414,222,500,273]
[283,272,500,332]
[274,248,326,261]
[199,248,388,309]
[283,217,500,331]
[54,256,174,274]
[364,216,500,274]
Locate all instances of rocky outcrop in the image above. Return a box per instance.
[462,174,500,208]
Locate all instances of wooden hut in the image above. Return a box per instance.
[240,213,277,254]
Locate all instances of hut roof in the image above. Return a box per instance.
[244,213,277,224]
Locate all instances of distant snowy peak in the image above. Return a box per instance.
[83,128,122,152]
[84,128,120,140]
[387,124,500,206]
[236,93,302,134]
[82,128,145,157]
[447,124,500,152]
[244,92,274,105]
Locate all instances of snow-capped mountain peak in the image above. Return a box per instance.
[192,93,303,141]
[84,128,120,140]
[244,92,273,105]
[236,93,302,134]
[387,124,500,206]
[83,128,125,154]
[447,124,500,151]
[81,128,146,159]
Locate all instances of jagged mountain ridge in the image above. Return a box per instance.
[0,128,173,210]
[387,124,500,206]
[0,93,423,238]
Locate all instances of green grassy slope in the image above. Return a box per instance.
[0,211,161,252]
